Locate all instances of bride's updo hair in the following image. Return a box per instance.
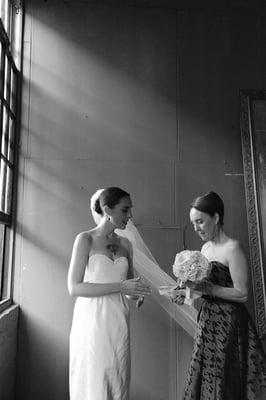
[93,187,130,215]
[190,191,224,226]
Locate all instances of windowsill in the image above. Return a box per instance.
[0,300,19,316]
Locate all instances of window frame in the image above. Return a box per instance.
[0,0,22,311]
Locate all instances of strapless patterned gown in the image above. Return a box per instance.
[69,254,130,400]
[183,261,266,400]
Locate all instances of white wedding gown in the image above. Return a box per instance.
[69,254,130,400]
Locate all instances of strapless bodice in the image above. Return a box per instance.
[208,261,233,288]
[84,254,129,283]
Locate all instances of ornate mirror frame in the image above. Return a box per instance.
[240,90,266,338]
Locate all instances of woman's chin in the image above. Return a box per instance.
[199,233,207,241]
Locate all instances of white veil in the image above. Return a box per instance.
[90,189,197,337]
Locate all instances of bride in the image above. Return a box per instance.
[68,187,151,400]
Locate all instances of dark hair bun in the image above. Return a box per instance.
[191,190,224,225]
[100,187,130,210]
[94,198,103,215]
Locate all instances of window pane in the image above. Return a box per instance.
[1,105,8,159]
[0,0,8,28]
[0,98,1,120]
[0,224,11,300]
[10,3,22,68]
[0,158,7,213]
[7,115,14,163]
[0,161,12,216]
[0,0,10,38]
[0,223,5,299]
[0,43,4,96]
[10,66,16,113]
[4,55,11,102]
[5,164,11,214]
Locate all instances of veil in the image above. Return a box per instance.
[90,189,197,337]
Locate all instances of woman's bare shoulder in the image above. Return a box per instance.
[224,238,248,267]
[74,230,93,245]
[70,231,93,259]
[225,237,242,253]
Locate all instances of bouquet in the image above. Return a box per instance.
[173,250,211,305]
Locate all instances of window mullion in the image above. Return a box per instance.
[0,42,6,160]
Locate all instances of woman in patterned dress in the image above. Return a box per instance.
[175,191,266,400]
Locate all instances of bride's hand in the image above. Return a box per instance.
[121,277,151,297]
[173,293,185,305]
[166,287,186,305]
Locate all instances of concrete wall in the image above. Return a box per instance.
[13,1,266,399]
[0,306,19,400]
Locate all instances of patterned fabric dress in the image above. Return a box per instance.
[183,261,266,400]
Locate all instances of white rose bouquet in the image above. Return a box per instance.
[172,250,212,305]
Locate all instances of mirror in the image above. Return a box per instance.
[240,90,266,338]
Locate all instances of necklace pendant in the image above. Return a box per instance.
[106,243,118,255]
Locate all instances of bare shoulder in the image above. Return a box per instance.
[225,237,248,269]
[74,230,93,246]
[70,231,93,263]
[225,238,243,255]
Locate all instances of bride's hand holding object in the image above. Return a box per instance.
[173,291,186,306]
[159,285,186,305]
[121,276,151,297]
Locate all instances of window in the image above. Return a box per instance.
[0,0,22,311]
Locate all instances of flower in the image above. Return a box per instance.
[172,250,212,305]
[173,250,211,286]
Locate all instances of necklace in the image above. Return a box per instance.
[106,243,119,255]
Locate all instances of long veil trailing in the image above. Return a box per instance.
[91,190,197,337]
[117,220,197,336]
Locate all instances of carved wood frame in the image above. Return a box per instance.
[240,89,266,338]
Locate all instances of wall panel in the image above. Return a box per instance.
[14,1,266,399]
[15,2,182,400]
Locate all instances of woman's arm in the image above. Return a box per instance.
[202,241,248,303]
[68,232,151,298]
